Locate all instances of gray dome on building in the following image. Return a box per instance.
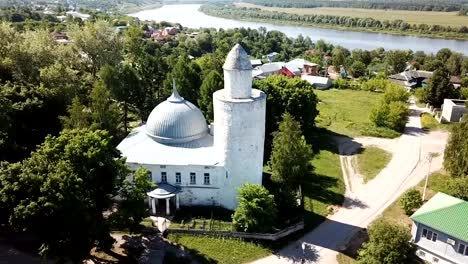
[223,44,253,71]
[146,88,208,144]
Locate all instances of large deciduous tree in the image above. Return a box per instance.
[163,55,202,105]
[69,20,122,77]
[0,129,128,261]
[358,220,415,264]
[444,116,468,178]
[232,184,277,233]
[198,70,223,122]
[426,66,455,108]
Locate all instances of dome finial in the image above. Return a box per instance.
[168,79,184,103]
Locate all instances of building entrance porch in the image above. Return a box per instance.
[147,183,181,216]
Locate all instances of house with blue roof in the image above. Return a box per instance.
[410,192,468,264]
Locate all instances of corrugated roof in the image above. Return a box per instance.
[411,193,468,242]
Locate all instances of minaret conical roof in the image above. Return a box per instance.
[223,44,253,71]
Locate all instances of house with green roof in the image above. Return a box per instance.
[410,192,468,264]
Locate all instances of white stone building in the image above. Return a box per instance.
[117,44,267,214]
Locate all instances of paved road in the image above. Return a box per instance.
[251,101,448,264]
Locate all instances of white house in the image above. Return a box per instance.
[411,193,468,264]
[117,44,267,214]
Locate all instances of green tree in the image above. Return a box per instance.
[269,113,313,205]
[0,129,128,261]
[370,85,409,132]
[444,117,468,177]
[358,220,415,264]
[100,64,142,133]
[232,184,277,233]
[399,189,423,215]
[332,47,346,71]
[443,176,468,201]
[446,53,463,75]
[60,97,92,129]
[164,55,202,105]
[350,61,367,78]
[119,167,156,226]
[69,20,122,76]
[385,50,408,74]
[198,70,223,122]
[436,48,452,62]
[426,66,454,107]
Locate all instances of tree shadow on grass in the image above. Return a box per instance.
[309,128,363,157]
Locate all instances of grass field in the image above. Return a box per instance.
[235,3,468,27]
[356,146,392,182]
[167,234,272,264]
[315,89,383,138]
[305,132,345,225]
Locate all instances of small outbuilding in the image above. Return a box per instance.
[301,75,332,90]
[441,99,466,123]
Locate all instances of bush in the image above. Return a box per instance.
[370,85,409,132]
[358,220,415,264]
[399,189,423,215]
[232,184,277,233]
[361,125,401,138]
[414,88,429,104]
[361,78,389,92]
[333,77,351,89]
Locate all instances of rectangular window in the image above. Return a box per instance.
[422,228,427,238]
[190,172,196,184]
[175,172,181,184]
[148,171,152,182]
[161,172,167,183]
[427,231,433,240]
[458,243,466,255]
[204,173,210,185]
[432,233,438,242]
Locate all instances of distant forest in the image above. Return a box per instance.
[241,0,468,12]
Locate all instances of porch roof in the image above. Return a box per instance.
[147,183,181,199]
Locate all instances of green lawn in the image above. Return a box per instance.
[356,146,392,182]
[314,90,383,137]
[167,234,272,264]
[304,131,345,226]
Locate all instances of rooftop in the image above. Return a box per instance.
[223,44,252,71]
[411,192,468,242]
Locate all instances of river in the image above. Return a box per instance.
[130,4,468,55]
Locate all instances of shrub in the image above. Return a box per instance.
[399,189,423,215]
[361,78,388,92]
[232,184,277,233]
[370,85,409,132]
[361,125,401,138]
[333,77,351,89]
[358,220,415,264]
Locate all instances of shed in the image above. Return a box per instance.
[301,75,332,90]
[441,99,467,123]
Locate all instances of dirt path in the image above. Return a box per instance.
[251,100,448,264]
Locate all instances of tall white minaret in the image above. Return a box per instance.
[213,44,267,210]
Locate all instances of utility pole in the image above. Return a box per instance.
[422,154,433,201]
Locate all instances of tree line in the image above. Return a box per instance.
[200,4,468,39]
[243,0,468,12]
